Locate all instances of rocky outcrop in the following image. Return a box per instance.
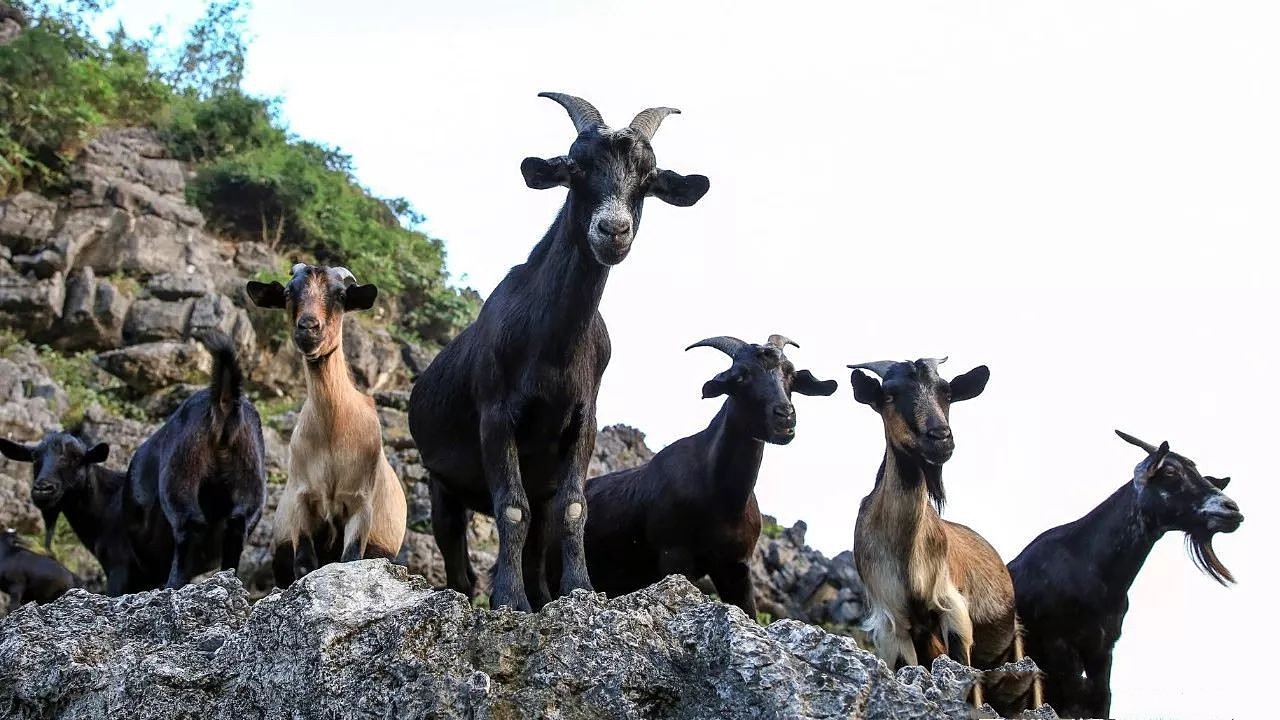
[0,563,1026,720]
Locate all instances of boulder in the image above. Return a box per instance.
[94,340,212,394]
[123,297,193,343]
[187,292,256,358]
[0,565,1013,720]
[342,320,402,392]
[0,192,57,253]
[0,344,66,441]
[590,424,656,476]
[0,267,63,337]
[146,271,214,301]
[56,267,132,350]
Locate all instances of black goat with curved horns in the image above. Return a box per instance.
[557,334,836,615]
[848,358,1037,711]
[408,92,710,611]
[1008,430,1244,718]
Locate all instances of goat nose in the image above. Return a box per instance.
[1222,498,1241,513]
[297,315,320,330]
[597,218,631,237]
[926,426,952,441]
[773,404,794,418]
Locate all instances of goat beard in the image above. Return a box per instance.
[1186,530,1234,585]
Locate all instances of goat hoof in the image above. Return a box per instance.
[491,590,532,613]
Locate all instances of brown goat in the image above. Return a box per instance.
[849,359,1037,710]
[247,264,406,584]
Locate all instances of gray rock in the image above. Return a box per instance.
[232,242,277,273]
[0,267,63,337]
[77,405,157,472]
[589,424,655,476]
[0,565,996,720]
[187,292,256,359]
[342,320,402,392]
[123,297,193,343]
[47,206,130,271]
[0,344,66,440]
[94,340,212,394]
[56,267,132,351]
[146,271,214,301]
[10,249,62,279]
[0,469,40,535]
[0,192,57,253]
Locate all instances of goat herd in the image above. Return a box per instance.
[0,93,1245,718]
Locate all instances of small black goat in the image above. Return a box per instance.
[1008,430,1244,718]
[408,92,709,611]
[0,528,74,612]
[0,334,266,594]
[567,335,835,615]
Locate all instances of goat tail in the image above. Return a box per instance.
[200,331,244,443]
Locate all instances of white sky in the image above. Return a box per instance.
[98,2,1279,717]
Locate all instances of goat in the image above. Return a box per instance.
[1008,430,1244,718]
[0,334,264,594]
[848,358,1033,709]
[0,528,74,612]
[563,334,835,616]
[246,264,407,585]
[407,93,709,611]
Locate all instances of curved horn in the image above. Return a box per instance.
[767,334,799,351]
[1115,429,1159,454]
[538,92,606,134]
[291,263,308,275]
[686,336,748,358]
[629,107,680,140]
[332,266,358,286]
[920,356,949,373]
[847,361,899,379]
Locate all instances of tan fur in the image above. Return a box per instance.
[272,278,406,561]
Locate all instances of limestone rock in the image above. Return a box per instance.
[94,340,211,394]
[0,192,57,253]
[146,271,214,301]
[56,267,132,351]
[123,297,193,343]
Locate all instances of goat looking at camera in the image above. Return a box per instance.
[1009,430,1244,719]
[247,264,407,585]
[407,92,710,611]
[848,358,1033,708]
[560,335,835,616]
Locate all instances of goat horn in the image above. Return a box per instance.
[1115,429,1159,454]
[629,107,680,140]
[538,92,606,134]
[686,336,748,357]
[332,266,358,286]
[291,263,308,275]
[767,335,799,351]
[920,356,949,373]
[847,361,899,379]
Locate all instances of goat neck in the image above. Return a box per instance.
[302,332,361,421]
[56,465,125,552]
[863,444,942,548]
[524,196,612,347]
[700,398,767,517]
[1070,483,1163,598]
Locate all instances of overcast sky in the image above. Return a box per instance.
[98,2,1279,716]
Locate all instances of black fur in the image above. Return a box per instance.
[407,94,708,611]
[0,529,74,611]
[1008,432,1244,718]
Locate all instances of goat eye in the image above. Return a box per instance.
[882,394,894,404]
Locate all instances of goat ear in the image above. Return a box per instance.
[344,283,378,312]
[83,443,109,465]
[701,367,744,399]
[246,281,287,309]
[1206,475,1231,490]
[1152,441,1171,470]
[793,370,838,397]
[650,170,710,207]
[521,156,575,190]
[0,438,35,462]
[949,365,990,402]
[849,370,883,406]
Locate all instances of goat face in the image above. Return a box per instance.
[1117,430,1244,583]
[690,335,837,444]
[246,264,378,361]
[849,359,990,465]
[521,92,710,267]
[0,434,109,511]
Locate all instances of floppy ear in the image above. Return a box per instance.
[344,283,378,312]
[793,370,838,397]
[83,443,109,465]
[0,438,34,462]
[521,156,576,189]
[949,365,990,402]
[849,370,883,406]
[246,281,287,309]
[701,366,745,399]
[1206,475,1231,490]
[650,169,710,207]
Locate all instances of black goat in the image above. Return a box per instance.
[408,93,709,612]
[0,334,266,594]
[1008,430,1244,718]
[0,528,74,612]
[566,335,835,615]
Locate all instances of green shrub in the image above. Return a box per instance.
[37,345,147,426]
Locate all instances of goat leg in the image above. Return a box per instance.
[481,409,532,612]
[7,581,24,613]
[221,515,248,573]
[430,480,476,597]
[709,561,757,618]
[522,500,553,609]
[553,413,594,597]
[294,534,319,579]
[166,520,209,589]
[340,505,372,562]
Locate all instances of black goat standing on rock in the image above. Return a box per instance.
[0,334,266,594]
[1009,430,1244,719]
[0,528,74,612]
[408,92,710,611]
[558,335,836,616]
